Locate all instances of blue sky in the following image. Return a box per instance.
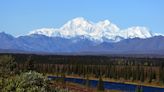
[0,0,164,36]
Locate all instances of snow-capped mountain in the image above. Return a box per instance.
[29,17,154,42]
[0,17,164,55]
[0,31,164,55]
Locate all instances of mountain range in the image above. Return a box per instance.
[0,17,164,55]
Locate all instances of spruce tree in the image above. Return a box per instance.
[85,74,90,87]
[97,75,104,91]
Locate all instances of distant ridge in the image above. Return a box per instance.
[0,17,164,55]
[0,32,164,55]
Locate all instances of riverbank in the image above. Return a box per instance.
[47,74,164,88]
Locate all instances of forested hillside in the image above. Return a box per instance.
[1,53,164,85]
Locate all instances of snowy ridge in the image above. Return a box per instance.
[29,17,156,42]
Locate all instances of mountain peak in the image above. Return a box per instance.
[99,20,110,25]
[28,28,55,37]
[0,31,14,40]
[0,31,8,35]
[63,17,92,28]
[72,17,89,23]
[121,27,152,39]
[28,17,161,42]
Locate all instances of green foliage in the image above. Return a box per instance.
[2,71,51,92]
[7,53,164,84]
[1,54,164,91]
[25,56,35,71]
[0,55,73,92]
[0,55,17,90]
[159,64,164,84]
[0,55,16,78]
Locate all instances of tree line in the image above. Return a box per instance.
[7,53,164,85]
[0,55,71,92]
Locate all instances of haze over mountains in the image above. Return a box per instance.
[0,17,164,55]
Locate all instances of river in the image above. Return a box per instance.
[48,76,164,92]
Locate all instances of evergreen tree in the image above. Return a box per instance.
[61,73,66,85]
[148,68,153,83]
[159,65,164,84]
[25,56,35,71]
[97,75,104,91]
[85,74,90,87]
[140,67,144,82]
[0,55,17,90]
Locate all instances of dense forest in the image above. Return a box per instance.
[1,53,164,85]
[0,54,73,92]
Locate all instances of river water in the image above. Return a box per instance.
[48,76,164,92]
